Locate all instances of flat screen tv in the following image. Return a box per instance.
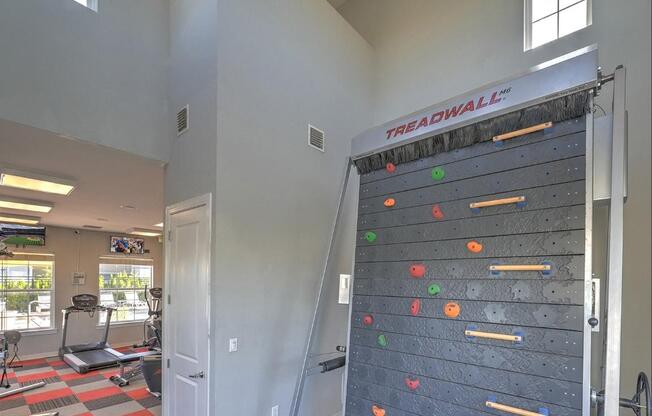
[0,223,46,247]
[110,236,145,254]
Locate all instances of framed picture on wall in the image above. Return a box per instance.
[0,223,46,247]
[110,236,145,254]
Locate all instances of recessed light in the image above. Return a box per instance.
[153,223,164,228]
[0,196,53,213]
[0,213,41,225]
[0,168,75,195]
[128,228,162,237]
[120,205,136,210]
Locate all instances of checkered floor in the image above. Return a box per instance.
[0,351,161,416]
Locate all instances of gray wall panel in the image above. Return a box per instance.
[355,255,585,281]
[359,157,585,215]
[359,181,585,230]
[360,133,585,199]
[350,345,583,408]
[351,312,583,356]
[357,205,584,246]
[349,363,581,415]
[360,117,585,184]
[354,278,584,304]
[356,230,585,262]
[350,328,582,381]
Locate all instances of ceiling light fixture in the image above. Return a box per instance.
[153,223,164,228]
[0,213,41,225]
[0,168,75,195]
[128,228,162,237]
[0,196,53,213]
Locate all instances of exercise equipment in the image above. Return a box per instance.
[291,46,648,416]
[1,334,47,399]
[60,294,155,374]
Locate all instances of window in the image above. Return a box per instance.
[525,0,591,49]
[73,0,98,12]
[0,258,54,331]
[98,263,153,324]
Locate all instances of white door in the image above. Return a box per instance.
[164,194,211,416]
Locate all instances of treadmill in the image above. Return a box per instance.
[59,294,152,374]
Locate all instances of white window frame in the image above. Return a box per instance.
[0,257,55,333]
[524,0,592,50]
[73,0,98,12]
[98,263,154,325]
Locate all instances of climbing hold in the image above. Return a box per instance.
[372,405,386,416]
[404,376,420,391]
[410,299,421,316]
[377,334,388,347]
[432,204,444,220]
[386,163,396,174]
[444,302,461,318]
[409,264,426,278]
[364,231,377,243]
[362,315,374,326]
[431,167,445,181]
[427,283,441,296]
[466,240,483,253]
[384,198,396,207]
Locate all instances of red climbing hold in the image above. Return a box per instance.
[384,198,396,207]
[432,204,444,220]
[386,163,396,173]
[372,405,386,416]
[404,376,420,391]
[466,240,484,253]
[409,264,426,278]
[363,315,374,326]
[410,299,421,316]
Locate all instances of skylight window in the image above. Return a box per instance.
[525,0,591,49]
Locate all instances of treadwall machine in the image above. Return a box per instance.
[291,45,649,416]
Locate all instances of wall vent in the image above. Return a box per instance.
[82,225,103,230]
[308,124,325,152]
[177,105,189,136]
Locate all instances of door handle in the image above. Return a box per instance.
[188,371,205,379]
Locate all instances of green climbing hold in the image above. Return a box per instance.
[428,283,441,296]
[431,167,446,180]
[377,334,388,347]
[365,231,377,243]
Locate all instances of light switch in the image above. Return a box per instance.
[229,338,238,352]
[338,274,351,304]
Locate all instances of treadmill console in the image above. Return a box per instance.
[71,294,99,310]
[149,287,163,299]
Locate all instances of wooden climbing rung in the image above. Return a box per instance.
[465,330,522,343]
[492,121,553,142]
[489,264,551,272]
[469,196,526,209]
[485,400,546,416]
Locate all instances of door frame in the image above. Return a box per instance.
[162,193,212,416]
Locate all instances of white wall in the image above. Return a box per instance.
[0,0,170,162]
[339,0,652,397]
[3,226,163,358]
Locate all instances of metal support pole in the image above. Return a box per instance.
[290,157,353,416]
[603,65,627,416]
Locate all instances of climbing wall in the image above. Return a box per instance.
[346,117,587,416]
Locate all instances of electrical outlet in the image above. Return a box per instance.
[271,405,279,416]
[229,338,238,352]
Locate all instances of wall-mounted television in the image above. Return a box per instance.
[0,223,46,247]
[110,236,145,254]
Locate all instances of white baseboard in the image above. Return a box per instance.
[19,340,140,361]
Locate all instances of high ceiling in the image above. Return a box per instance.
[0,118,164,234]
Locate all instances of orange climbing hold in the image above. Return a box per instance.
[466,240,483,253]
[386,163,396,173]
[384,198,396,207]
[410,299,421,316]
[432,204,444,220]
[372,405,386,416]
[444,302,461,318]
[404,376,420,391]
[409,264,426,278]
[363,315,374,326]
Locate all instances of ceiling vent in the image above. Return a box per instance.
[177,105,189,136]
[308,124,325,152]
[83,225,103,230]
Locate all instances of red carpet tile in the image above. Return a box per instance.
[0,353,161,416]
